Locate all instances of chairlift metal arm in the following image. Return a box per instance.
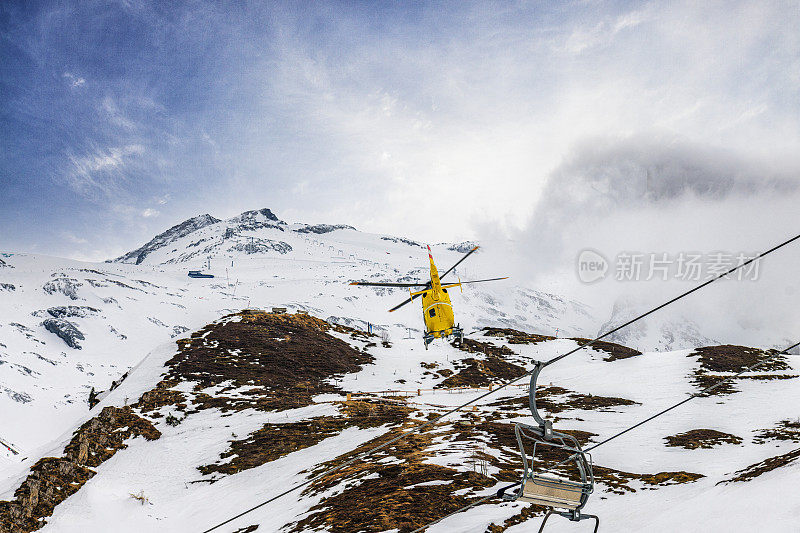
[525,361,595,490]
[538,510,599,533]
[529,362,548,429]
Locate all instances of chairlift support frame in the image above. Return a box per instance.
[498,362,599,532]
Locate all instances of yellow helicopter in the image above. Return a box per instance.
[350,245,507,348]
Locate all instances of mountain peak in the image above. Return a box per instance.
[232,208,283,225]
[112,213,221,264]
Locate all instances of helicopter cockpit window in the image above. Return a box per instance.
[443,288,448,293]
[429,308,436,317]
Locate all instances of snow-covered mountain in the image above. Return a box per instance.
[112,213,223,265]
[1,208,798,533]
[598,296,719,352]
[0,209,598,459]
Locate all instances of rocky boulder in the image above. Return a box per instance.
[42,277,82,300]
[228,238,292,255]
[42,319,85,349]
[295,224,356,234]
[45,306,100,319]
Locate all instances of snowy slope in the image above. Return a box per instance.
[2,317,798,533]
[2,208,799,533]
[0,209,598,464]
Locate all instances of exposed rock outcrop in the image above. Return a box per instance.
[295,224,355,234]
[44,306,99,319]
[381,236,422,247]
[2,386,33,404]
[446,241,478,253]
[41,319,85,349]
[41,277,82,300]
[229,208,285,231]
[0,406,160,533]
[227,238,292,255]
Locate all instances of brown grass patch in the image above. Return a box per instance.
[693,345,789,373]
[486,505,545,533]
[199,401,412,478]
[753,419,800,444]
[720,447,800,484]
[166,312,373,395]
[664,429,743,449]
[288,414,494,533]
[460,420,701,496]
[482,327,555,345]
[689,345,791,395]
[436,356,526,389]
[571,338,642,362]
[487,386,638,416]
[456,338,517,358]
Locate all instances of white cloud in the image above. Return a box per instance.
[141,208,159,218]
[66,144,145,199]
[256,1,800,243]
[100,96,135,129]
[501,135,800,348]
[63,72,86,88]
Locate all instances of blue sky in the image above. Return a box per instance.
[1,0,799,260]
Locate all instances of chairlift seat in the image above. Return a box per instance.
[519,475,585,509]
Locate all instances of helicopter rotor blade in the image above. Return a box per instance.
[456,277,509,284]
[439,245,480,280]
[388,282,432,312]
[388,292,423,312]
[349,281,428,287]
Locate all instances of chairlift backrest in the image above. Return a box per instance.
[512,422,593,512]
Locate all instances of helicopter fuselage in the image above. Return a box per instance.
[410,247,462,343]
[349,244,506,348]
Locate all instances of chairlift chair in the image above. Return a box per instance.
[498,362,599,532]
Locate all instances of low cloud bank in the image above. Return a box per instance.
[492,135,800,349]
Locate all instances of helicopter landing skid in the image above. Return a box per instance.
[423,326,464,349]
[423,333,435,350]
[450,325,465,345]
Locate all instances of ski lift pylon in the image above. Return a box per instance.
[498,362,599,532]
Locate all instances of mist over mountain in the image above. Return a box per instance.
[492,136,800,350]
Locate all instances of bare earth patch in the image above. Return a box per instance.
[720,447,800,484]
[571,338,642,362]
[689,345,793,395]
[664,429,743,449]
[753,419,800,444]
